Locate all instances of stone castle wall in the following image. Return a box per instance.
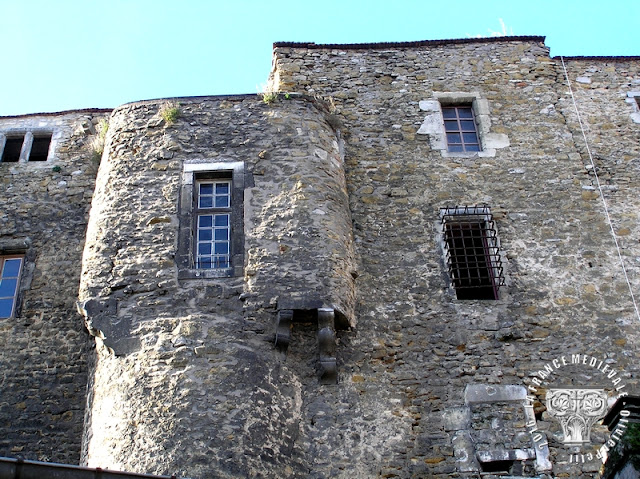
[0,110,110,463]
[268,39,640,477]
[0,37,639,479]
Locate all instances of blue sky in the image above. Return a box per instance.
[1,0,638,116]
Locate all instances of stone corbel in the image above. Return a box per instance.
[273,307,338,384]
[317,308,337,384]
[275,309,293,350]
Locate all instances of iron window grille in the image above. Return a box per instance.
[442,105,481,152]
[0,255,24,318]
[194,175,232,269]
[441,206,504,300]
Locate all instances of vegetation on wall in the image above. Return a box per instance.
[159,101,181,125]
[90,118,109,163]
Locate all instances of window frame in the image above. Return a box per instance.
[0,255,25,318]
[440,206,505,300]
[177,161,245,279]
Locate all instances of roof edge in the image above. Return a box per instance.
[0,108,113,119]
[0,107,113,120]
[273,36,546,50]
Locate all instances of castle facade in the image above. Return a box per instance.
[1,36,639,478]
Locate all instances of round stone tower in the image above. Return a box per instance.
[78,94,357,478]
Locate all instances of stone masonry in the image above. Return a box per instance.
[0,110,110,463]
[1,36,639,479]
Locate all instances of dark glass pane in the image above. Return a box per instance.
[216,258,229,269]
[214,229,228,240]
[198,215,212,227]
[1,137,23,163]
[448,145,464,152]
[214,215,229,226]
[214,242,229,254]
[215,197,229,208]
[198,258,212,269]
[29,135,52,161]
[460,120,476,131]
[458,108,473,118]
[442,108,456,119]
[2,259,22,277]
[465,144,481,152]
[199,229,212,241]
[463,133,479,144]
[199,197,213,208]
[198,243,211,255]
[0,299,13,318]
[0,279,18,298]
[216,183,229,194]
[447,133,461,144]
[444,120,459,131]
[200,184,213,195]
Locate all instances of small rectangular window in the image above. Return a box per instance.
[0,255,24,318]
[442,105,481,152]
[195,177,232,269]
[1,136,24,163]
[178,161,245,279]
[441,206,504,300]
[29,134,52,161]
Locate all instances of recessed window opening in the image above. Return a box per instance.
[195,174,232,269]
[442,105,481,152]
[29,134,52,161]
[1,136,24,163]
[441,206,504,300]
[0,255,24,318]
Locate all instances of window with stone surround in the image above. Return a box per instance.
[0,132,53,163]
[442,105,481,152]
[177,161,245,279]
[626,92,640,124]
[417,93,510,157]
[441,206,504,300]
[0,255,24,318]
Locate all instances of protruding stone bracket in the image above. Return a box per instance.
[275,309,293,350]
[77,297,140,356]
[317,307,337,384]
[274,306,338,384]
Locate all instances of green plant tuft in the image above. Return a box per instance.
[261,91,278,104]
[159,102,181,125]
[52,165,61,173]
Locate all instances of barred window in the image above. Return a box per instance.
[0,255,24,318]
[442,105,481,153]
[441,206,504,300]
